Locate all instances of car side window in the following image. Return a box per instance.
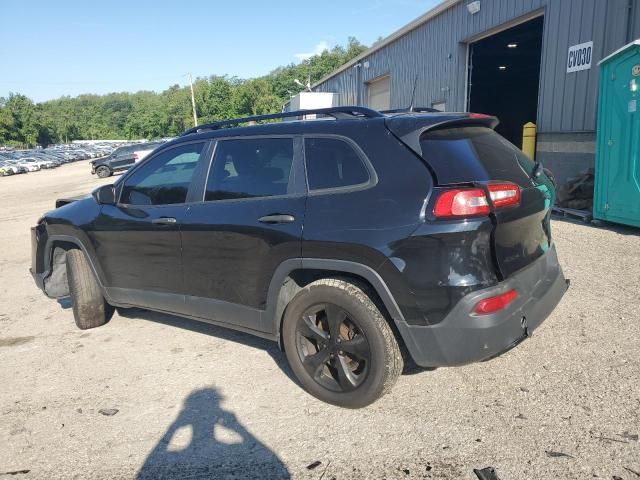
[304,137,370,191]
[205,138,294,201]
[120,142,205,206]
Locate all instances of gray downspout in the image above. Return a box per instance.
[355,63,362,106]
[626,0,634,43]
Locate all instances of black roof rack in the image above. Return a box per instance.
[381,107,441,114]
[180,106,384,136]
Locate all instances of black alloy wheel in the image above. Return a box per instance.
[282,278,403,408]
[295,303,371,393]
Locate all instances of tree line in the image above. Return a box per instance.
[0,38,367,147]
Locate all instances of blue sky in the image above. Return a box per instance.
[0,0,440,102]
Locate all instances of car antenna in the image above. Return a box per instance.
[409,74,419,112]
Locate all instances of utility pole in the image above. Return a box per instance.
[188,72,198,127]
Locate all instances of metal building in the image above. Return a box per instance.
[313,0,640,185]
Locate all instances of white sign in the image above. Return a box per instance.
[567,41,593,73]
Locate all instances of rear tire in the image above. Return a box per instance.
[66,249,113,330]
[282,278,403,408]
[96,166,111,178]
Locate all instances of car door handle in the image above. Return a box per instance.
[151,217,177,225]
[258,214,295,224]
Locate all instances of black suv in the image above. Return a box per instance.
[91,142,163,178]
[31,107,567,408]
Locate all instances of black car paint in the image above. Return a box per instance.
[31,112,566,367]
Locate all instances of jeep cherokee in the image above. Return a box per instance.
[31,107,567,408]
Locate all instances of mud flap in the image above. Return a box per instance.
[43,247,70,298]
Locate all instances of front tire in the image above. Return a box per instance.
[66,249,113,330]
[96,166,111,178]
[282,278,403,408]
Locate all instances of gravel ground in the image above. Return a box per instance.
[1,162,639,479]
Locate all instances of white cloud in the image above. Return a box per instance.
[294,41,330,61]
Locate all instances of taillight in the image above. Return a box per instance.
[468,113,492,119]
[133,153,139,161]
[433,183,520,219]
[433,188,489,218]
[487,183,520,208]
[473,289,518,315]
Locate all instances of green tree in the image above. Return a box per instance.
[233,78,281,116]
[195,75,238,123]
[0,97,17,143]
[0,38,367,145]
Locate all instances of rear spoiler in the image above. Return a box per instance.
[385,113,499,159]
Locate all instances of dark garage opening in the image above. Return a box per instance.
[467,16,544,148]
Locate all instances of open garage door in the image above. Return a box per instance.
[467,16,544,148]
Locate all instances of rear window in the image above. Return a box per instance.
[419,127,535,186]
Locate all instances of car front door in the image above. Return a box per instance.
[92,140,211,312]
[180,136,306,333]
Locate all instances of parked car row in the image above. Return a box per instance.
[0,141,165,177]
[0,143,111,177]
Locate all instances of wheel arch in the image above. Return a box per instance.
[266,258,408,349]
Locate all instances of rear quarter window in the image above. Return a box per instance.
[304,137,370,191]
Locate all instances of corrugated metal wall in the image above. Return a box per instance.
[537,0,630,133]
[633,0,640,39]
[315,0,637,134]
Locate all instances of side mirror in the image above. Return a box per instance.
[93,184,116,205]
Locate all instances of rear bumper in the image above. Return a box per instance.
[397,244,567,367]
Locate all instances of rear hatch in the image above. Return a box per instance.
[386,114,555,279]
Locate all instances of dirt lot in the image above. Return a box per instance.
[1,161,639,479]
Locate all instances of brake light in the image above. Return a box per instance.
[433,188,490,218]
[473,289,518,315]
[469,113,492,119]
[487,183,520,208]
[133,153,139,161]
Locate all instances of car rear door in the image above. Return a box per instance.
[180,136,306,333]
[91,141,211,312]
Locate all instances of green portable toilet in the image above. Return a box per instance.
[594,40,640,227]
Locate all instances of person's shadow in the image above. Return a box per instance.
[136,388,290,479]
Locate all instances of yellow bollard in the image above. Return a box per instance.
[522,122,537,161]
